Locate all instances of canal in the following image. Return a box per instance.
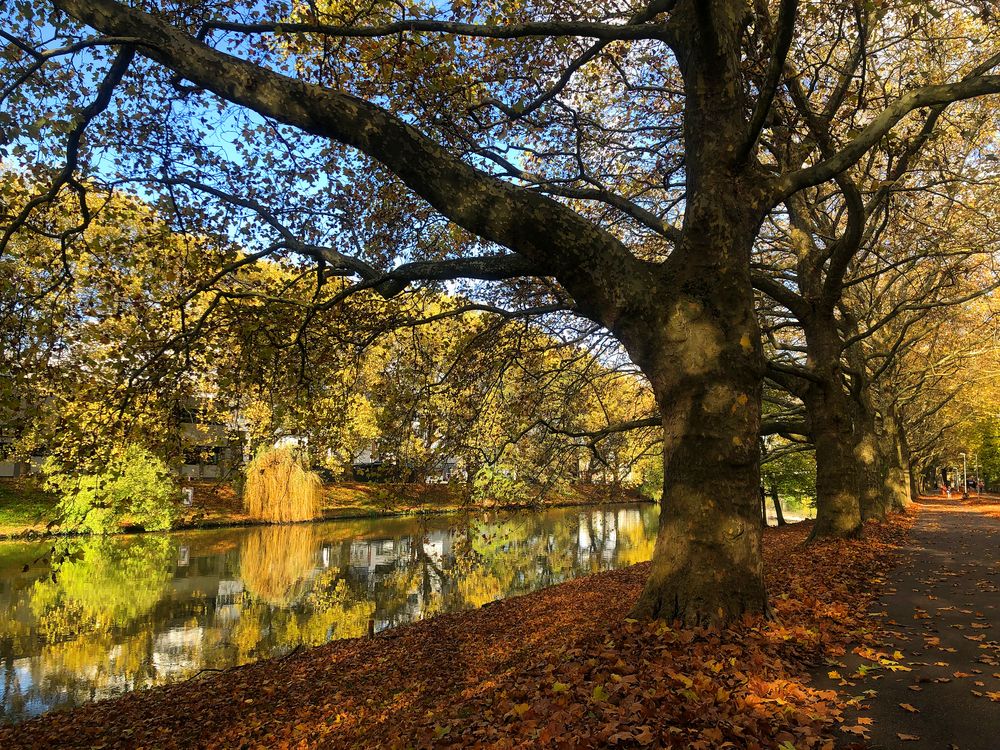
[0,503,658,722]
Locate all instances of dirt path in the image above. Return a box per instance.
[822,497,1000,749]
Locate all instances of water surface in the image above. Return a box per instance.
[0,503,658,722]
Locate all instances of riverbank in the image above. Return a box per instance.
[0,512,913,749]
[0,477,648,539]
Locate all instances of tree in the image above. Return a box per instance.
[5,0,1000,624]
[750,3,1000,537]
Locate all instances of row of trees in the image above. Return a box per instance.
[4,0,1000,623]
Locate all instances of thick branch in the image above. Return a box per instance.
[0,46,135,253]
[539,416,660,442]
[736,0,797,164]
[53,0,648,327]
[751,269,808,319]
[773,73,1000,200]
[372,256,545,298]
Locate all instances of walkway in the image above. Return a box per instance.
[823,496,1000,749]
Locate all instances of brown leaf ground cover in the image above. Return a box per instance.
[0,515,912,750]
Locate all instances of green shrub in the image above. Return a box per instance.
[639,461,664,500]
[42,444,178,534]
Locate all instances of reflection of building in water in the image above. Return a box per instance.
[343,530,456,631]
[215,579,244,623]
[151,626,204,678]
[349,537,410,576]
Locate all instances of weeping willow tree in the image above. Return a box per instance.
[243,447,322,523]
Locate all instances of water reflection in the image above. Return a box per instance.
[0,503,657,722]
[240,525,318,606]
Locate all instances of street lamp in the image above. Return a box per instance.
[959,452,968,499]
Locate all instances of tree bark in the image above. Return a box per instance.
[909,464,922,501]
[627,294,768,625]
[624,0,769,627]
[853,390,891,521]
[770,484,786,526]
[800,318,863,539]
[882,403,913,511]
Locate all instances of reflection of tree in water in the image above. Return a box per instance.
[231,570,375,662]
[0,536,176,719]
[239,525,319,606]
[298,573,374,643]
[235,526,374,654]
[615,511,655,566]
[0,503,658,722]
[30,536,175,636]
[450,507,655,609]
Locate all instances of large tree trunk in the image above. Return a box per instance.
[882,403,913,511]
[800,318,863,539]
[627,295,767,626]
[623,195,767,625]
[909,464,922,501]
[853,392,891,521]
[622,0,769,627]
[809,390,862,538]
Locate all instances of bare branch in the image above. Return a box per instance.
[736,0,797,165]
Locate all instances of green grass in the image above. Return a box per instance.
[0,479,59,532]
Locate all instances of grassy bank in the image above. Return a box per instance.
[0,477,648,539]
[0,479,59,537]
[0,513,912,749]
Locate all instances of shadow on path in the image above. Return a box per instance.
[816,496,1000,749]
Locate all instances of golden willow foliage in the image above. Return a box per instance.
[243,448,322,523]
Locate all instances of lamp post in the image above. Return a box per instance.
[960,452,968,499]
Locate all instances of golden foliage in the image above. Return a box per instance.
[243,447,321,523]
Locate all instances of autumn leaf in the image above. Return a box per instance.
[841,725,870,735]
